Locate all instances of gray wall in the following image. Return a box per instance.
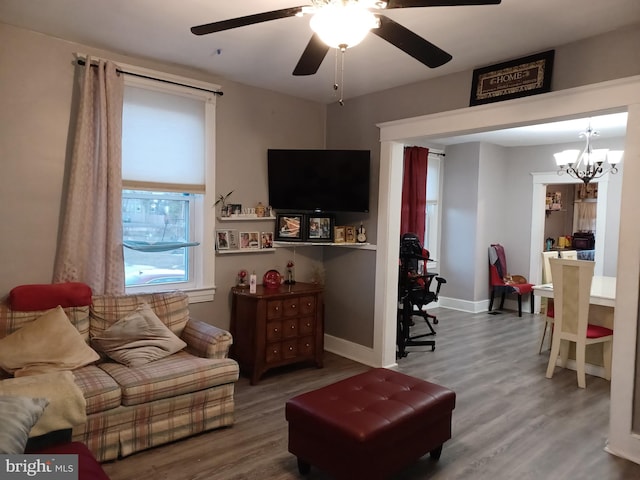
[0,22,326,331]
[441,142,481,302]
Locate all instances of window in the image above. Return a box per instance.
[424,153,443,265]
[120,67,218,300]
[123,190,193,287]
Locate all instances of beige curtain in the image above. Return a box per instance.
[576,201,597,232]
[53,59,125,294]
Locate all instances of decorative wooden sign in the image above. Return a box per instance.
[470,50,554,106]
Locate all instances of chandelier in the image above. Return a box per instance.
[554,124,623,184]
[303,1,384,49]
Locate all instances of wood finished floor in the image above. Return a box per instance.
[102,308,640,479]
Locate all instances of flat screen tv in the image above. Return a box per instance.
[268,149,370,213]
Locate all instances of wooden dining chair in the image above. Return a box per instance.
[538,251,558,353]
[545,258,613,388]
[559,250,578,260]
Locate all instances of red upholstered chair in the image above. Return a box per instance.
[488,244,534,317]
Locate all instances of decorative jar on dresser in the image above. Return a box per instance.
[230,282,324,384]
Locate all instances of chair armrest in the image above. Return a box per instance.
[181,317,233,359]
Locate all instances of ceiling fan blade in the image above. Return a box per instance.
[386,0,501,8]
[293,34,331,76]
[191,7,305,36]
[372,15,452,68]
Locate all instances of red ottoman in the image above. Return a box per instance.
[285,368,456,479]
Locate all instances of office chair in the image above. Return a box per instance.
[397,233,447,358]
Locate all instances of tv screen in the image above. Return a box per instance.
[268,149,370,213]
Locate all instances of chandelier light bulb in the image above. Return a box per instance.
[554,150,580,167]
[589,149,609,165]
[607,150,624,165]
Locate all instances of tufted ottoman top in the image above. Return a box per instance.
[286,368,455,449]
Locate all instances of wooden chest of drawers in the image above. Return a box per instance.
[230,282,324,384]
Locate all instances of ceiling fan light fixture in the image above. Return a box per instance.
[310,3,379,49]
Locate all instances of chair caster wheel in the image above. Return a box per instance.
[433,319,439,324]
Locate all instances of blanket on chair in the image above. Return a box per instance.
[0,371,86,437]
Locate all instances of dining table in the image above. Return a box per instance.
[533,275,616,376]
[533,275,616,308]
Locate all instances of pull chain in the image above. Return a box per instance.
[333,45,347,106]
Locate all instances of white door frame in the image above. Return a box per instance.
[529,172,609,288]
[375,75,640,464]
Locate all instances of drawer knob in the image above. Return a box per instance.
[291,304,296,309]
[274,306,279,311]
[291,325,295,329]
[273,349,278,354]
[289,346,294,351]
[307,302,311,307]
[274,328,278,332]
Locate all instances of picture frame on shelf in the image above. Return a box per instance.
[227,230,239,249]
[261,232,274,249]
[334,226,346,243]
[216,230,230,250]
[345,225,356,243]
[275,213,305,242]
[229,204,242,216]
[307,214,334,242]
[240,231,261,249]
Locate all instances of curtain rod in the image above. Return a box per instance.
[76,58,223,96]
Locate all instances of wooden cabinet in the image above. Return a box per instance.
[230,282,324,384]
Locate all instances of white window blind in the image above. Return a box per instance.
[122,86,205,193]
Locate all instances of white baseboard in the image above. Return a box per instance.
[438,296,488,313]
[323,334,397,369]
[438,296,537,315]
[604,436,640,466]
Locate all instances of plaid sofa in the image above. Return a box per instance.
[0,287,239,462]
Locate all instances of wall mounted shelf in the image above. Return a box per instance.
[273,241,376,251]
[217,215,276,222]
[216,248,275,255]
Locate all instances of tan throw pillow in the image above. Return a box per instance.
[0,306,100,377]
[92,303,187,367]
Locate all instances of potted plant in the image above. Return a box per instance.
[214,191,234,217]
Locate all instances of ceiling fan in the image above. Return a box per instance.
[191,0,502,76]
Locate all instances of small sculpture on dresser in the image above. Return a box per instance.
[237,269,248,288]
[285,260,296,285]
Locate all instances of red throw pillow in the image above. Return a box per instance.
[9,283,92,311]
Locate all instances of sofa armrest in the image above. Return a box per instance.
[181,317,233,359]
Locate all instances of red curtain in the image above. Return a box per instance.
[400,146,429,246]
